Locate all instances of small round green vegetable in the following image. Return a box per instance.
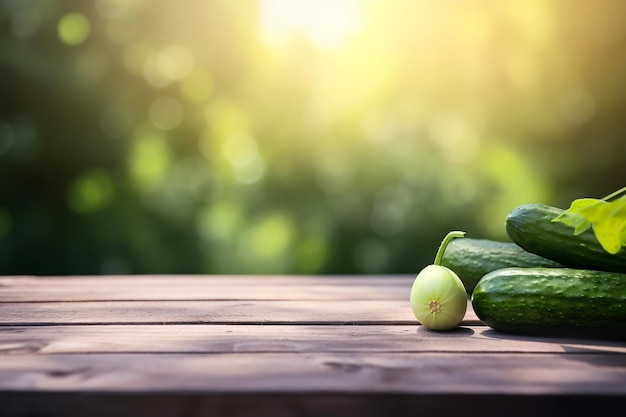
[410,231,468,331]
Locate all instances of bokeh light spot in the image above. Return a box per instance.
[197,200,243,241]
[243,213,295,260]
[141,46,195,87]
[223,133,259,168]
[96,0,136,19]
[512,0,555,42]
[157,45,195,81]
[233,157,266,184]
[143,54,172,87]
[222,133,266,184]
[66,169,115,214]
[123,41,153,75]
[259,0,364,49]
[57,12,91,46]
[10,7,42,39]
[129,129,170,192]
[428,112,480,163]
[149,96,184,130]
[203,99,249,140]
[180,69,213,103]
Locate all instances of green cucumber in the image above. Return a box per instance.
[471,267,626,340]
[505,203,626,272]
[440,238,562,294]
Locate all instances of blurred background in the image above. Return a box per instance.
[1,0,624,276]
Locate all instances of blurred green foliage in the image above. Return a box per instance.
[1,0,625,275]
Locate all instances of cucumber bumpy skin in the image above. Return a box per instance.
[440,238,562,294]
[505,203,626,273]
[471,267,626,340]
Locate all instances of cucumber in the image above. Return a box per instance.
[440,238,562,294]
[505,203,626,272]
[471,267,626,340]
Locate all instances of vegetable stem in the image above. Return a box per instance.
[433,231,466,266]
[602,186,626,202]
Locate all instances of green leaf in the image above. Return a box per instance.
[579,198,626,254]
[552,198,604,235]
[552,191,626,254]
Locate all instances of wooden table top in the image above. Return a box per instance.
[1,274,625,416]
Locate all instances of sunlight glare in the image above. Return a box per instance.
[258,0,364,49]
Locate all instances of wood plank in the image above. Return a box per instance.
[0,300,480,325]
[1,325,625,355]
[0,275,415,302]
[1,274,625,417]
[0,352,625,395]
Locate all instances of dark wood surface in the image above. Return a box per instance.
[1,275,625,416]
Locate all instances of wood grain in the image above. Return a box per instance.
[1,274,625,417]
[0,300,480,325]
[1,325,625,354]
[1,352,625,395]
[0,275,414,302]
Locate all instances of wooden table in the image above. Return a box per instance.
[1,275,625,416]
